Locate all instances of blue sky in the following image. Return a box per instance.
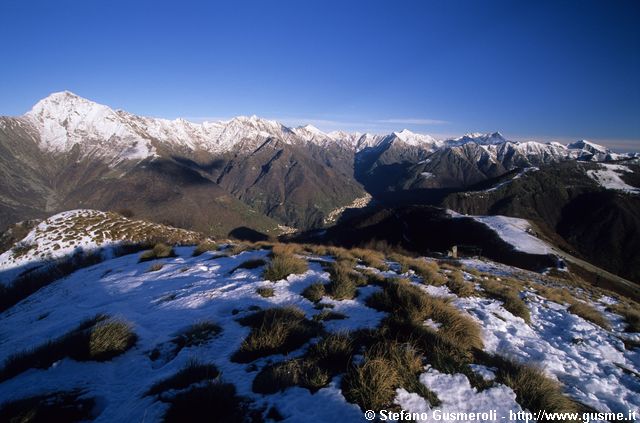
[1,0,638,149]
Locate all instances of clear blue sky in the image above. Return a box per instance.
[1,0,638,149]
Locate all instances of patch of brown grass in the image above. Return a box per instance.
[139,243,175,262]
[302,282,326,303]
[256,286,275,298]
[447,270,476,297]
[479,278,530,323]
[231,307,321,363]
[325,261,360,300]
[568,302,610,330]
[496,360,580,420]
[263,253,308,282]
[192,241,218,257]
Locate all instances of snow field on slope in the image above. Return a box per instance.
[0,248,638,422]
[586,164,640,194]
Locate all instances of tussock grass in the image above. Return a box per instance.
[350,248,389,271]
[568,302,611,330]
[390,254,447,286]
[146,360,219,396]
[172,322,222,350]
[253,332,355,394]
[608,302,640,333]
[232,259,267,273]
[139,243,175,262]
[146,263,164,272]
[313,310,347,321]
[535,285,577,305]
[325,260,364,300]
[89,320,137,361]
[342,357,400,411]
[231,307,320,363]
[226,243,249,256]
[302,282,326,303]
[495,360,580,420]
[447,270,476,297]
[0,390,95,423]
[263,247,308,282]
[367,278,483,376]
[162,381,258,423]
[479,278,531,323]
[0,315,136,382]
[256,286,275,298]
[192,240,218,257]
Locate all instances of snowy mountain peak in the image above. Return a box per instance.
[24,91,155,162]
[567,139,608,153]
[392,129,439,147]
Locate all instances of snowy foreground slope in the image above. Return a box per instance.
[0,214,639,422]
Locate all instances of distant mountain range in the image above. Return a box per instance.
[1,91,638,281]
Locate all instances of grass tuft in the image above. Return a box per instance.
[302,282,326,303]
[325,261,360,300]
[192,241,218,257]
[256,286,275,298]
[479,278,530,323]
[139,243,175,262]
[567,302,610,330]
[0,390,95,423]
[0,315,136,382]
[146,360,219,396]
[495,359,580,420]
[447,270,476,297]
[231,307,320,363]
[263,250,308,282]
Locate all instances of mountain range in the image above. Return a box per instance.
[1,91,639,282]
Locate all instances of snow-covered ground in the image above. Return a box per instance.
[0,209,201,285]
[586,164,640,194]
[450,212,552,255]
[1,211,639,422]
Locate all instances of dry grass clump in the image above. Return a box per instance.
[139,242,175,262]
[231,307,321,363]
[253,358,331,394]
[608,302,640,332]
[0,390,95,423]
[253,332,355,394]
[568,302,611,330]
[146,360,220,396]
[350,248,389,271]
[496,360,580,419]
[263,247,308,282]
[390,254,447,286]
[192,240,218,257]
[302,282,326,303]
[479,278,531,323]
[535,285,577,305]
[256,286,275,298]
[313,310,347,321]
[225,243,250,256]
[232,259,267,272]
[342,357,399,410]
[172,321,222,350]
[146,263,164,272]
[162,380,258,423]
[366,278,483,376]
[367,279,483,350]
[325,261,361,300]
[88,320,137,361]
[0,315,136,382]
[341,339,439,410]
[447,270,477,297]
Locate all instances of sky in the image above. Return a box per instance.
[1,0,639,150]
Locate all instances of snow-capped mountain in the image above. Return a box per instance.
[12,91,634,167]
